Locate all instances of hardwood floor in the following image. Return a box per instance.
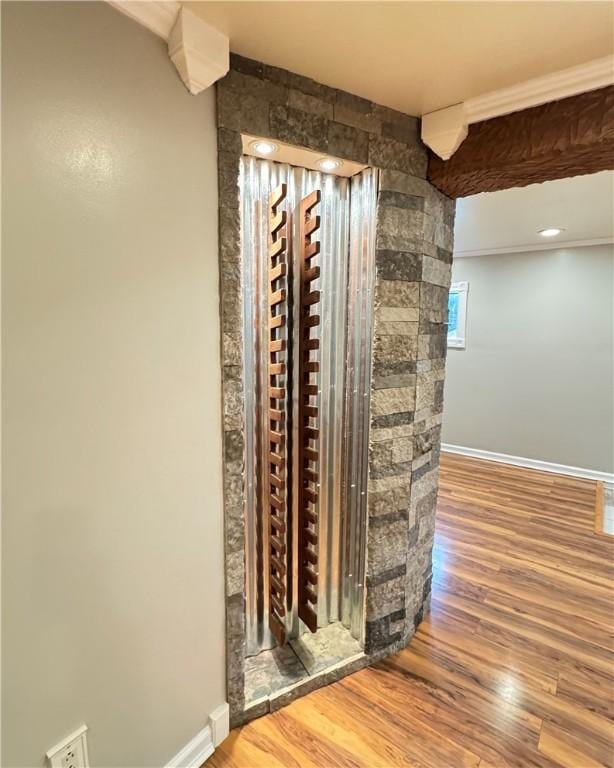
[209,453,614,768]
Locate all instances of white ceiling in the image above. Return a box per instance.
[187,1,613,116]
[454,171,614,256]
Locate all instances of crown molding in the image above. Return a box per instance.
[107,2,229,95]
[465,55,614,123]
[454,237,614,259]
[107,1,180,40]
[423,55,614,159]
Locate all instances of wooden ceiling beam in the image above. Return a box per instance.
[427,85,614,199]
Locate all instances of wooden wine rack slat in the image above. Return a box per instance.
[297,189,322,633]
[267,182,289,646]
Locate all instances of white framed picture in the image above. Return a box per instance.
[447,281,468,349]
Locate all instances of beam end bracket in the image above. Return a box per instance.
[421,103,468,161]
[168,7,229,95]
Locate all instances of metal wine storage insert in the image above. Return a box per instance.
[297,190,322,634]
[241,157,377,655]
[267,183,290,646]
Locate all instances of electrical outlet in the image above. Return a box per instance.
[46,725,89,768]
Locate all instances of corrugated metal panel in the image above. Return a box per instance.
[240,157,377,655]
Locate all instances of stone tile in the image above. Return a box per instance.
[369,423,414,443]
[223,68,288,105]
[391,437,413,463]
[419,511,436,543]
[263,64,337,103]
[244,645,307,705]
[368,472,412,493]
[224,458,244,512]
[374,333,418,363]
[376,305,420,323]
[333,102,382,134]
[410,467,440,513]
[379,168,431,197]
[226,592,246,720]
[223,331,242,366]
[336,90,373,114]
[224,429,244,464]
[289,89,333,119]
[376,279,420,308]
[270,104,329,152]
[371,508,409,526]
[370,460,412,479]
[413,410,443,434]
[327,121,369,163]
[420,282,449,317]
[378,190,425,211]
[431,425,443,462]
[412,450,432,473]
[419,318,446,336]
[220,256,241,293]
[413,430,433,458]
[223,378,244,430]
[382,118,420,145]
[218,127,243,154]
[235,699,269,727]
[416,489,438,521]
[368,514,409,572]
[376,207,424,250]
[366,572,406,620]
[368,481,410,517]
[372,386,414,416]
[290,622,363,675]
[219,206,241,264]
[408,522,419,548]
[225,548,244,595]
[372,361,416,390]
[225,364,241,382]
[220,290,241,335]
[217,86,269,135]
[436,246,454,264]
[416,376,436,411]
[418,332,447,361]
[367,563,407,586]
[369,135,427,177]
[229,53,264,78]
[376,250,423,282]
[371,411,414,429]
[422,255,452,288]
[365,609,405,652]
[430,332,448,360]
[376,321,419,336]
[218,155,240,209]
[373,104,419,138]
[370,439,393,469]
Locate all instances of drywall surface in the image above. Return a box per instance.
[442,244,614,474]
[2,2,225,765]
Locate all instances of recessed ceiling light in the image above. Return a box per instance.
[538,227,564,238]
[250,140,278,156]
[317,157,342,172]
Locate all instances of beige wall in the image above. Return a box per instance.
[442,244,614,474]
[1,3,226,766]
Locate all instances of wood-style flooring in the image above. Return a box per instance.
[209,453,614,768]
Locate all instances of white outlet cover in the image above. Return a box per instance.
[46,725,89,768]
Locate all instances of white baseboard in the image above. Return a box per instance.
[209,703,230,748]
[165,703,229,768]
[441,443,614,483]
